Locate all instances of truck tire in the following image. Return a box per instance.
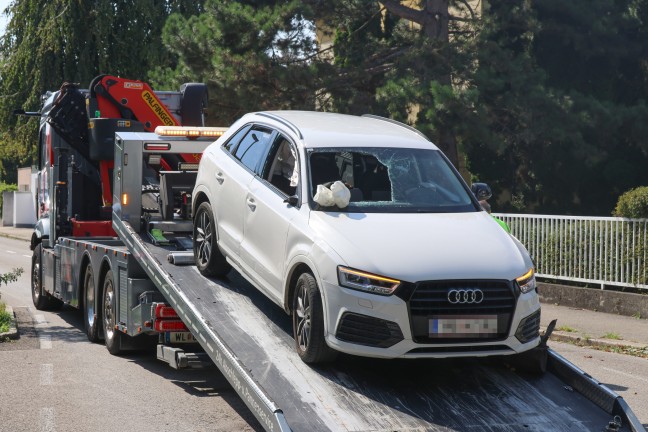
[102,270,123,355]
[83,265,101,343]
[193,202,231,277]
[31,244,63,310]
[292,273,337,364]
[31,244,49,310]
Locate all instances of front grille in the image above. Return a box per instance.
[336,313,404,348]
[408,280,517,344]
[515,309,541,343]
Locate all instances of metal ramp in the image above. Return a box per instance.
[113,215,643,432]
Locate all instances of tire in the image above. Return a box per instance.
[31,244,49,310]
[292,273,337,364]
[102,270,122,355]
[83,265,101,343]
[193,202,231,277]
[31,244,63,310]
[180,83,208,126]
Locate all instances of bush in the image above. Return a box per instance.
[614,186,648,218]
[0,182,18,217]
[0,302,11,333]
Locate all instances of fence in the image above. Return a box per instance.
[493,213,648,290]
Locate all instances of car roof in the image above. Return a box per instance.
[252,111,439,151]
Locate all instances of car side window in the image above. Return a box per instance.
[263,135,299,196]
[233,126,273,172]
[222,125,251,154]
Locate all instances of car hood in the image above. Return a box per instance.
[308,211,531,283]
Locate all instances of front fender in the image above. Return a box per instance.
[31,218,50,250]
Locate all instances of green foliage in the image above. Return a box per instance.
[0,183,17,217]
[0,268,24,287]
[614,187,648,218]
[0,302,12,334]
[0,268,23,333]
[0,0,201,183]
[151,0,324,125]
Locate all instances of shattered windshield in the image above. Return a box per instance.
[308,147,477,213]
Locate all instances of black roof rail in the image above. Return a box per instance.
[362,114,430,141]
[257,112,303,139]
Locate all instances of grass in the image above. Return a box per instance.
[601,332,622,340]
[557,325,577,333]
[0,302,12,334]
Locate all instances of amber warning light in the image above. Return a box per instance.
[155,126,227,139]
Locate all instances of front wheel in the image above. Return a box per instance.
[193,202,231,277]
[31,244,63,310]
[292,273,337,364]
[31,244,48,310]
[102,270,122,355]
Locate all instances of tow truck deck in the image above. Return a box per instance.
[112,213,643,431]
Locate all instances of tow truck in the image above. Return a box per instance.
[23,77,645,431]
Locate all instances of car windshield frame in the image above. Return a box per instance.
[306,147,480,214]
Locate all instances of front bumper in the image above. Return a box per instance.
[321,280,541,359]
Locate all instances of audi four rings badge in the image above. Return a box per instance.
[447,288,484,304]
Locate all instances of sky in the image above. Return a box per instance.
[0,0,10,35]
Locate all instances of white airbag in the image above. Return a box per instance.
[314,181,351,208]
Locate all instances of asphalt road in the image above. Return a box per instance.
[1,235,646,430]
[0,236,261,432]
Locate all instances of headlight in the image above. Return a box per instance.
[516,268,537,294]
[337,266,400,296]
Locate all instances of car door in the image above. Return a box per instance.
[239,135,301,301]
[211,125,273,259]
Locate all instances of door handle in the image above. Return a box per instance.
[215,172,224,184]
[247,198,256,211]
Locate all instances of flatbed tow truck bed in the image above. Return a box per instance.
[114,217,644,432]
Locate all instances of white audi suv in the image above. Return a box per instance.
[192,111,541,364]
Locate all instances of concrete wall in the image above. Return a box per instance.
[539,282,648,319]
[2,191,14,226]
[12,192,36,228]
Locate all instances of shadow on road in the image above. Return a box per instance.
[27,302,263,431]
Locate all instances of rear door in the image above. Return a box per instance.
[210,125,273,258]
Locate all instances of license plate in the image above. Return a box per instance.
[164,332,196,344]
[429,315,498,338]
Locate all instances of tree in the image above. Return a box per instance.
[0,0,201,183]
[463,0,648,215]
[151,0,325,126]
[376,0,482,166]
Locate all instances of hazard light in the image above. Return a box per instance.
[155,126,227,138]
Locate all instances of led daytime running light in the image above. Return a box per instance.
[338,266,400,296]
[516,268,536,294]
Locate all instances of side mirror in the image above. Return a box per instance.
[283,195,299,207]
[471,182,492,201]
